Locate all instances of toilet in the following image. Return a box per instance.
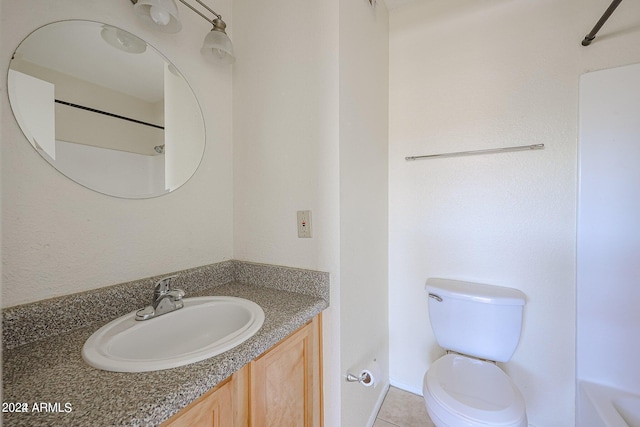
[422,278,528,427]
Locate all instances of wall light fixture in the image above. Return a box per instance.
[130,0,235,64]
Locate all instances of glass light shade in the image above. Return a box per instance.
[101,25,147,54]
[133,0,182,33]
[200,30,235,64]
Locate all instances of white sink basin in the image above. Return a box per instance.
[82,296,265,372]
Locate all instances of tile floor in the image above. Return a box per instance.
[373,386,436,427]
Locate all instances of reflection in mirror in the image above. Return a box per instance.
[8,20,205,198]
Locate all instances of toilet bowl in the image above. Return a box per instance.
[423,354,527,427]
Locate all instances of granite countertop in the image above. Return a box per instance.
[2,282,328,427]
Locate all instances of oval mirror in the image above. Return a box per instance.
[7,20,205,199]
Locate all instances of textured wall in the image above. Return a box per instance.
[1,0,234,307]
[339,1,390,427]
[232,1,341,424]
[388,0,640,425]
[232,1,389,425]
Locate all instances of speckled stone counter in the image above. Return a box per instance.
[2,262,329,427]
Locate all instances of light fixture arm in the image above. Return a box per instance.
[130,0,224,28]
[177,0,222,27]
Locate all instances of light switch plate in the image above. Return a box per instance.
[297,210,312,238]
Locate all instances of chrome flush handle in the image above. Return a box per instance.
[428,293,443,302]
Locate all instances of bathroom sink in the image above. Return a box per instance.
[82,296,265,372]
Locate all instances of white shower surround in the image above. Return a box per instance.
[577,62,640,398]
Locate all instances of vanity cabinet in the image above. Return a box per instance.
[162,314,322,427]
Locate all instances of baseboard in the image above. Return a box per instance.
[366,380,391,427]
[389,377,424,396]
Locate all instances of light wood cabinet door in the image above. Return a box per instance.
[162,377,232,427]
[250,315,322,427]
[162,365,249,427]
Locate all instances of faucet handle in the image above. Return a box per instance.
[167,289,185,301]
[154,275,178,294]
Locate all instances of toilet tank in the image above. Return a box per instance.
[425,278,526,362]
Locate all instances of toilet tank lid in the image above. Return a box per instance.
[425,278,526,306]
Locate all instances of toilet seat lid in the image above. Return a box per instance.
[425,354,526,425]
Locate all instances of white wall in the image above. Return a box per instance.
[388,0,640,426]
[339,1,390,427]
[1,0,233,307]
[232,0,338,272]
[577,62,640,394]
[232,1,341,424]
[233,1,388,425]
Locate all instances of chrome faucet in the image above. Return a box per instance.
[135,275,185,321]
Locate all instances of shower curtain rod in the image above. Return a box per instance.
[55,99,164,130]
[582,0,623,46]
